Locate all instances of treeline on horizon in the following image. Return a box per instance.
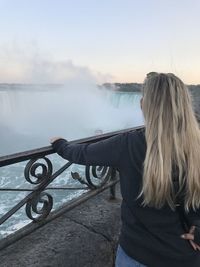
[102,83,200,93]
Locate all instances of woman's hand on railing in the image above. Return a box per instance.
[50,137,63,144]
[181,226,200,251]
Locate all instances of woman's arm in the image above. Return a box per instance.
[50,133,128,168]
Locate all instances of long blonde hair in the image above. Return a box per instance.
[140,72,200,211]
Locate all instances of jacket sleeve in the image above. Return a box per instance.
[52,133,128,168]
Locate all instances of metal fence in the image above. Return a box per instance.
[0,125,144,249]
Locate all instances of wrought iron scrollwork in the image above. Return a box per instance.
[85,166,112,188]
[24,157,53,185]
[24,157,54,222]
[71,166,112,189]
[71,171,89,186]
[26,192,53,222]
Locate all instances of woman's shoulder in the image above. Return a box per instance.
[115,127,146,150]
[128,127,145,140]
[125,127,146,151]
[120,127,146,162]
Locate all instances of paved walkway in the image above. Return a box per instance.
[0,185,122,267]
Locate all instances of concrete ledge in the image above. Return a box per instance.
[0,184,122,267]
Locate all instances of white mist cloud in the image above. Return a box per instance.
[0,42,113,84]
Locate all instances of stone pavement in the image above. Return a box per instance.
[0,185,122,267]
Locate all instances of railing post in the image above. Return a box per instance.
[109,168,117,200]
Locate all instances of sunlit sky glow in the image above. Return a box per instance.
[0,0,199,84]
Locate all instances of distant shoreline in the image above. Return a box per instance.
[0,83,200,93]
[102,83,200,92]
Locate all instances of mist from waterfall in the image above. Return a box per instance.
[0,83,144,155]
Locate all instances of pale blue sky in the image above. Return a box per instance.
[0,0,199,83]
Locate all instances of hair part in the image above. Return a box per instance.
[139,72,200,211]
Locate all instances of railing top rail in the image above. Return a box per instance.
[0,125,144,167]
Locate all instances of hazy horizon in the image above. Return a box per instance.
[0,81,199,86]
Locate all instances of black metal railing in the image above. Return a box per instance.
[0,125,144,247]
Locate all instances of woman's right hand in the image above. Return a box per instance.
[50,137,63,144]
[181,226,200,251]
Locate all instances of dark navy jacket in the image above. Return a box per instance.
[52,127,200,267]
